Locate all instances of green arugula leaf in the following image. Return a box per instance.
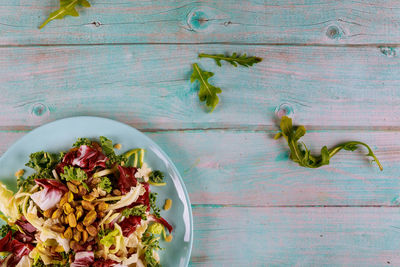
[275,116,383,170]
[39,0,91,29]
[98,176,112,193]
[122,205,147,220]
[190,63,222,112]
[199,53,262,67]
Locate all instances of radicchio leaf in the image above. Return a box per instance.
[119,216,142,237]
[30,179,68,211]
[71,251,94,267]
[57,145,107,174]
[14,217,36,243]
[0,231,33,267]
[117,166,138,194]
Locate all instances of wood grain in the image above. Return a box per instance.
[2,0,400,45]
[0,45,399,129]
[190,206,400,266]
[0,129,398,206]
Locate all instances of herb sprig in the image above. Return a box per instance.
[199,53,262,67]
[274,116,383,170]
[39,0,91,29]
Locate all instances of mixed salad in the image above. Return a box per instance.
[0,137,173,267]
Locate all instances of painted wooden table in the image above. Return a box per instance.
[1,0,400,266]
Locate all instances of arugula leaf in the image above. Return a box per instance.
[98,177,112,193]
[275,116,383,170]
[73,137,92,147]
[149,192,161,218]
[149,171,164,184]
[122,205,147,220]
[99,136,126,166]
[199,53,262,67]
[191,63,222,112]
[39,0,91,29]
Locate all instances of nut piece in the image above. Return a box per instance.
[14,169,25,178]
[81,230,88,243]
[114,143,122,150]
[83,210,97,226]
[69,240,79,251]
[83,195,96,202]
[76,206,84,221]
[76,222,84,232]
[68,213,77,228]
[52,208,63,219]
[63,203,74,215]
[78,185,87,196]
[164,199,172,211]
[70,180,81,186]
[50,224,65,233]
[82,200,95,211]
[96,202,108,212]
[59,192,69,207]
[64,227,73,239]
[98,211,105,218]
[54,245,64,253]
[67,191,74,202]
[43,207,56,218]
[91,177,101,185]
[165,234,173,242]
[113,189,121,196]
[86,225,98,237]
[67,182,79,194]
[73,229,81,242]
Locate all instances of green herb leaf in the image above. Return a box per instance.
[142,231,162,267]
[199,53,262,67]
[60,166,89,190]
[72,137,92,147]
[39,0,91,29]
[98,177,112,193]
[25,151,62,173]
[149,192,161,218]
[122,205,147,220]
[98,228,112,239]
[99,136,126,166]
[190,63,222,112]
[0,224,14,238]
[149,171,164,184]
[275,116,383,170]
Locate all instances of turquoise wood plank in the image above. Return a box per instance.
[0,130,398,206]
[0,45,399,129]
[1,0,400,45]
[190,206,400,266]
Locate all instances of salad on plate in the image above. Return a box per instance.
[0,137,173,267]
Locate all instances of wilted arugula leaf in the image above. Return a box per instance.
[199,53,262,67]
[275,116,383,170]
[190,63,222,112]
[39,0,91,29]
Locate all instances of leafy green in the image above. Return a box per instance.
[199,53,262,67]
[0,224,14,237]
[190,63,222,112]
[149,192,161,218]
[39,0,91,29]
[32,259,46,267]
[147,223,164,235]
[25,151,62,173]
[99,136,126,166]
[99,228,120,248]
[122,205,147,220]
[142,231,162,267]
[275,116,383,170]
[98,177,112,193]
[98,228,112,239]
[149,171,164,184]
[73,137,92,147]
[60,166,89,190]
